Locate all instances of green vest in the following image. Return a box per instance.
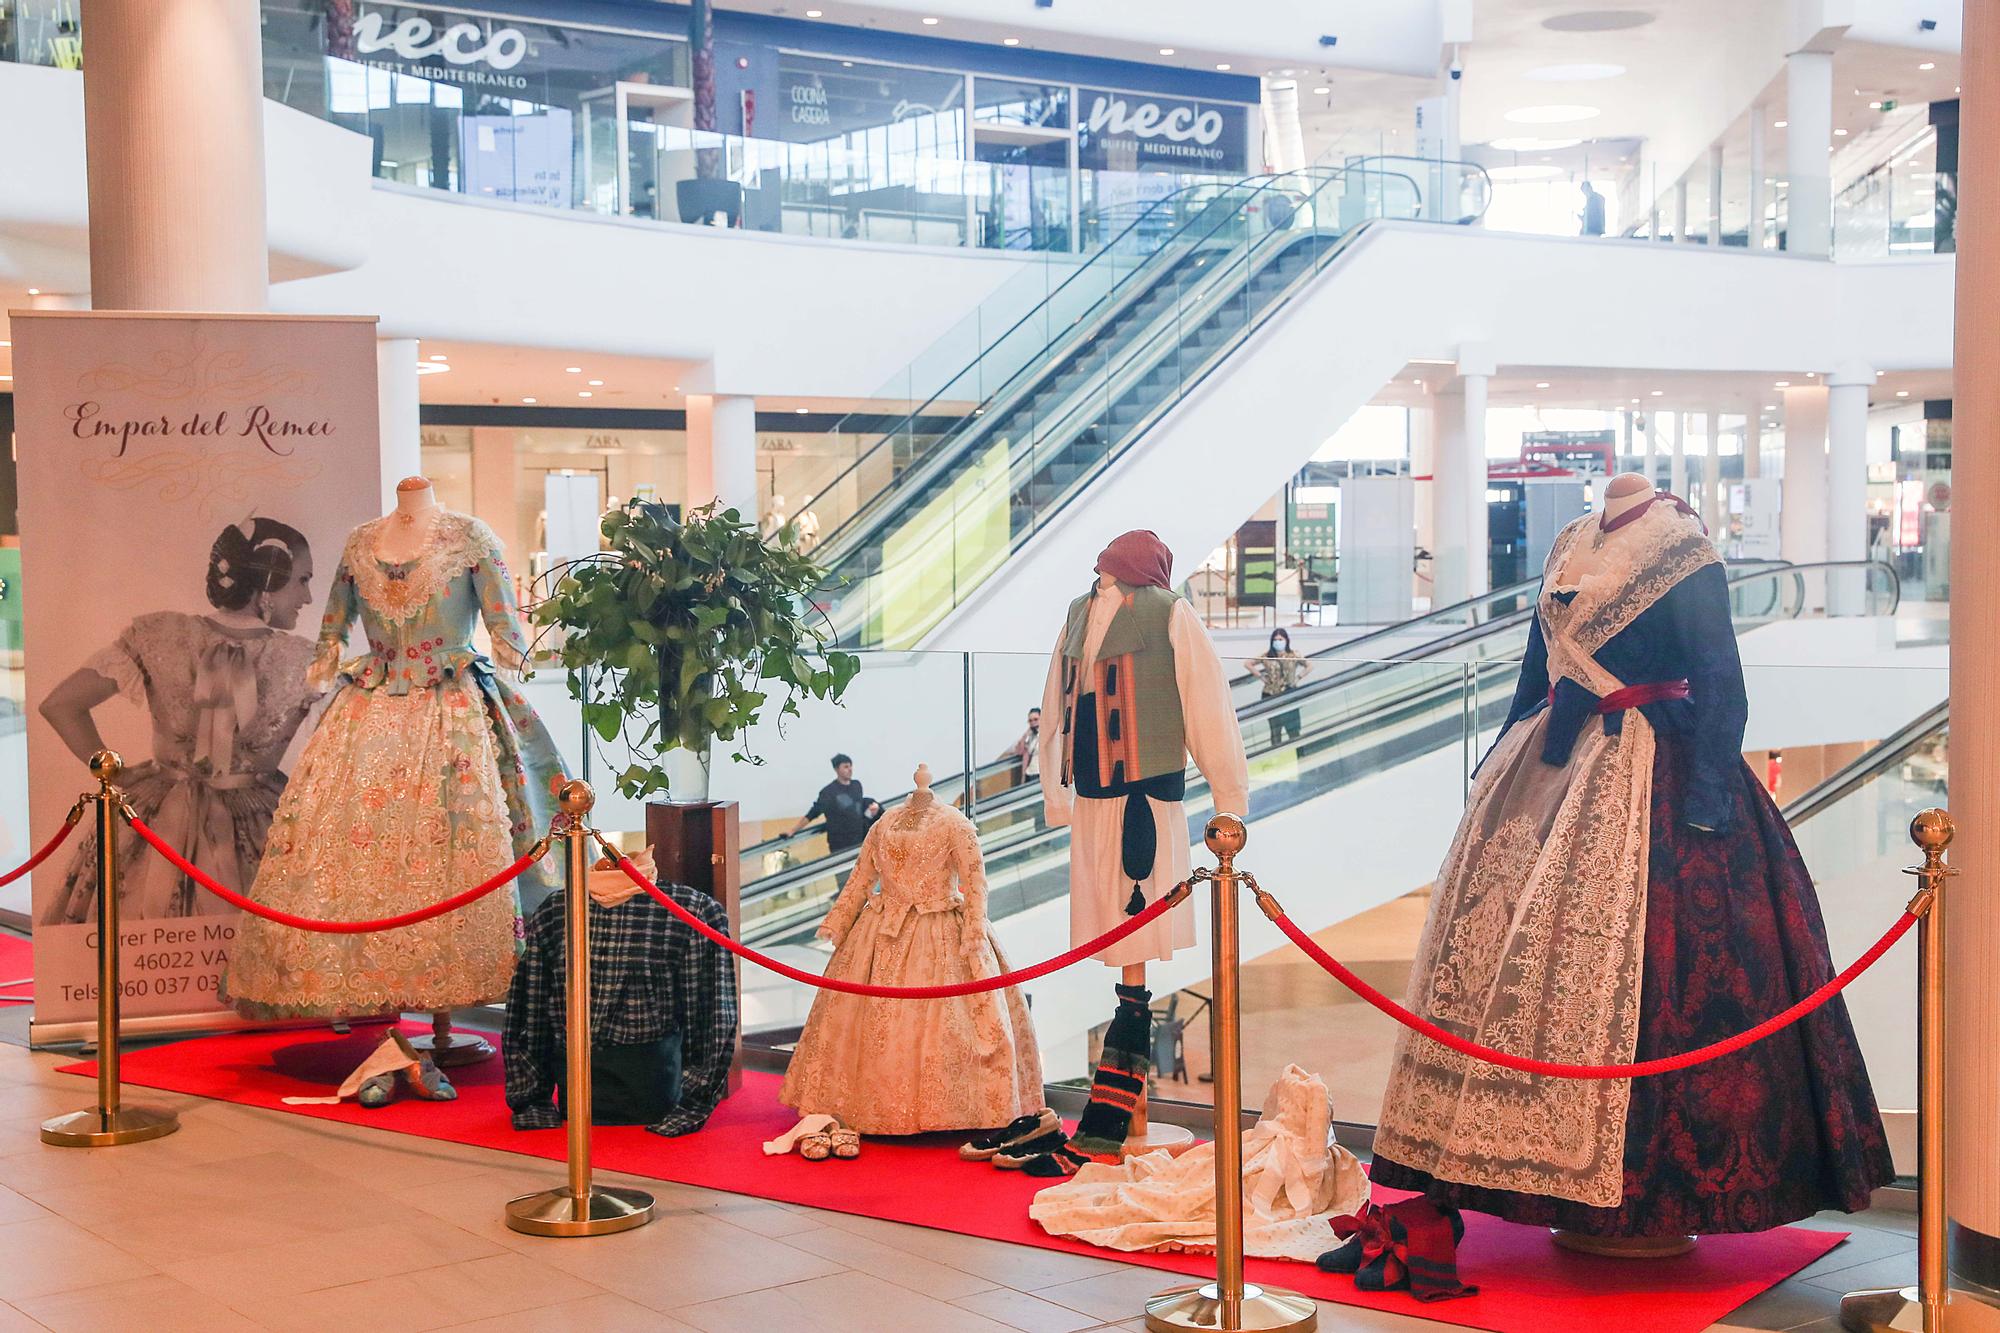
[1059,583,1187,791]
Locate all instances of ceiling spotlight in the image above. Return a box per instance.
[428,354,448,362]
[565,366,582,373]
[1535,381,1551,389]
[1896,390,1911,398]
[1650,389,1664,396]
[588,379,604,386]
[1835,128,1849,136]
[522,396,537,404]
[1774,380,1791,388]
[578,391,593,398]
[673,384,682,392]
[1763,404,1777,411]
[25,288,38,295]
[1920,61,1936,71]
[1159,47,1176,55]
[0,340,9,347]
[795,407,810,415]
[805,7,821,14]
[1773,119,1788,128]
[1312,86,1330,95]
[1215,62,1230,70]
[921,15,939,24]
[1003,36,1020,45]
[1629,397,1640,404]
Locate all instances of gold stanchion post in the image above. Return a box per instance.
[1842,809,1972,1333]
[506,780,655,1237]
[42,750,179,1147]
[1145,815,1317,1333]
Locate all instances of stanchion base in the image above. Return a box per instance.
[407,1032,496,1068]
[40,1104,180,1147]
[505,1185,655,1238]
[1144,1281,1317,1331]
[1124,1122,1196,1156]
[1841,1286,2000,1332]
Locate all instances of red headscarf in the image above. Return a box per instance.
[1095,530,1173,590]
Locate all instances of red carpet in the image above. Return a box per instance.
[0,932,31,1002]
[62,1025,1849,1333]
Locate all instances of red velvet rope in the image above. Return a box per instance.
[127,815,543,935]
[0,812,81,889]
[608,849,1189,998]
[1265,904,1916,1079]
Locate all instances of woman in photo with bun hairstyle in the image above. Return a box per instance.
[39,518,320,924]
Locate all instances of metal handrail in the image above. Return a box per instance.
[1782,697,1948,825]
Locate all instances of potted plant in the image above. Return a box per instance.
[533,497,858,835]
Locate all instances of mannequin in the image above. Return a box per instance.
[1368,480,1890,1251]
[376,475,442,566]
[1029,531,1249,1176]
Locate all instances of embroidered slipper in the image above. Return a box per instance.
[799,1129,835,1162]
[959,1109,1061,1161]
[828,1125,861,1160]
[763,1114,837,1156]
[991,1129,1070,1169]
[389,1030,457,1101]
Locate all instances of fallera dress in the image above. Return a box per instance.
[221,511,563,1019]
[780,793,1043,1135]
[41,613,317,925]
[1369,502,1893,1237]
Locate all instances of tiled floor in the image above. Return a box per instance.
[0,1035,1917,1332]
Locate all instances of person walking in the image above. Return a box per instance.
[791,753,881,853]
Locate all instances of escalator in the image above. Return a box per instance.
[794,159,1489,651]
[741,559,1902,949]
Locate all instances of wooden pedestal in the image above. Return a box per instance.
[644,800,743,1094]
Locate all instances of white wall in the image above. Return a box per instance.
[927,223,1954,653]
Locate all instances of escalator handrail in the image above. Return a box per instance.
[1781,698,1948,825]
[810,161,1437,569]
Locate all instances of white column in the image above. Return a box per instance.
[81,0,268,311]
[1744,406,1763,479]
[1670,411,1688,497]
[1780,384,1829,565]
[1703,409,1725,533]
[1786,49,1834,258]
[1708,144,1725,245]
[1825,367,1872,613]
[1673,177,1690,242]
[1644,410,1661,484]
[1411,394,1437,563]
[686,393,759,522]
[1749,113,1769,251]
[377,338,421,511]
[1948,0,2000,1269]
[1433,352,1490,604]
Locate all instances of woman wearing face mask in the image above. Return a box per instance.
[40,518,321,924]
[1244,628,1311,749]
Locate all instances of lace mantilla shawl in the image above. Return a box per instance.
[343,510,507,626]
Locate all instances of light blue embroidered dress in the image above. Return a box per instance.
[223,511,562,1019]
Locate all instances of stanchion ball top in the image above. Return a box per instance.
[558,779,596,816]
[1205,813,1247,860]
[1910,808,1954,854]
[88,750,123,784]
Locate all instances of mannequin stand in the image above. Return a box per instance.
[1551,1231,1697,1259]
[408,1013,496,1068]
[1121,961,1195,1155]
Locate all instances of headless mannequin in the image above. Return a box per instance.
[374,478,494,1066]
[1548,471,1698,1260]
[909,763,935,811]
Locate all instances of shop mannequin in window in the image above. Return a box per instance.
[222,476,565,1064]
[1026,530,1248,1177]
[1368,473,1891,1252]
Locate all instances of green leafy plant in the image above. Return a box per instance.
[532,499,859,802]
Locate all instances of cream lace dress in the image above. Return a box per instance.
[779,793,1043,1135]
[1030,1064,1369,1261]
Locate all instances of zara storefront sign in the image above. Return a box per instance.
[1076,88,1248,173]
[350,8,531,90]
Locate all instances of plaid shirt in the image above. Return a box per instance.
[504,881,737,1137]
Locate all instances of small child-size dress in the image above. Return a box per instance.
[780,793,1042,1135]
[222,511,563,1019]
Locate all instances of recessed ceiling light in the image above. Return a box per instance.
[1835,128,1849,136]
[1159,47,1176,55]
[1774,380,1791,387]
[1535,381,1551,389]
[1763,404,1777,410]
[673,384,682,392]
[0,340,9,347]
[25,288,37,295]
[522,396,537,404]
[805,7,821,15]
[921,15,938,24]
[1489,136,1582,151]
[1215,62,1230,70]
[588,379,604,386]
[1527,63,1626,81]
[0,375,10,382]
[1003,36,1019,45]
[1896,390,1911,398]
[1312,86,1330,95]
[1504,104,1601,124]
[578,391,593,398]
[1869,101,1882,110]
[428,354,448,362]
[565,366,582,373]
[1650,389,1664,396]
[1629,397,1640,404]
[795,407,810,415]
[1920,61,1936,71]
[1773,119,1788,128]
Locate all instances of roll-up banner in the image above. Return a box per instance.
[11,311,383,1040]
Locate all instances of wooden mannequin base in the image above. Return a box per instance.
[1550,1229,1698,1258]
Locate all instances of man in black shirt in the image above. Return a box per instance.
[791,753,880,852]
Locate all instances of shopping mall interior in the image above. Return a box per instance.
[0,1,1994,1330]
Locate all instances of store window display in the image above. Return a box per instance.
[221,478,564,1055]
[780,765,1042,1136]
[1026,530,1248,1176]
[1369,474,1893,1246]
